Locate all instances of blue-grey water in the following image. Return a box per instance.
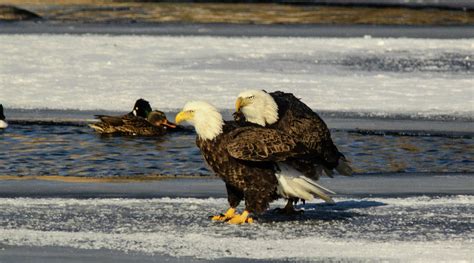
[1,114,472,177]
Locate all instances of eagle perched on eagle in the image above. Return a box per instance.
[176,91,352,224]
[235,90,352,178]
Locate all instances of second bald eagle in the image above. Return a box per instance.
[235,90,352,178]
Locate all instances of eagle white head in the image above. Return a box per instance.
[175,101,223,140]
[235,90,278,126]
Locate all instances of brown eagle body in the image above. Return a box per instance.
[197,122,306,214]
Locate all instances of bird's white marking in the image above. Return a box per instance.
[275,163,335,204]
[237,90,278,126]
[181,101,223,141]
[0,120,8,129]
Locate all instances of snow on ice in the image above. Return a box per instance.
[0,35,472,119]
[0,196,472,261]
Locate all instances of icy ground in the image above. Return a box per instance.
[0,196,472,261]
[0,35,472,119]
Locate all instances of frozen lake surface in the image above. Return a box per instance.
[0,175,473,261]
[1,35,473,119]
[0,190,472,261]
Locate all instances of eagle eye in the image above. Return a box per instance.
[248,95,255,99]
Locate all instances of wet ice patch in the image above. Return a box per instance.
[0,196,472,261]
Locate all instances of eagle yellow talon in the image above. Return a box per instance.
[227,210,253,224]
[211,207,237,221]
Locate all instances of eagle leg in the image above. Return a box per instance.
[210,207,238,221]
[227,210,254,224]
[274,199,304,215]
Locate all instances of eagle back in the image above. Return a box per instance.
[270,91,340,168]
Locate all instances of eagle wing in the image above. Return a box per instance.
[271,91,352,175]
[226,126,306,162]
[271,92,340,166]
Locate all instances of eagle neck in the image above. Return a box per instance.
[195,111,224,141]
[263,94,279,125]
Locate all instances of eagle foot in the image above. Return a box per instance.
[226,210,253,224]
[274,200,304,215]
[210,207,236,221]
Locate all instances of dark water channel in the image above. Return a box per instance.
[1,117,472,177]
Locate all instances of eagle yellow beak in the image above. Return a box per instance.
[235,97,250,112]
[175,111,194,124]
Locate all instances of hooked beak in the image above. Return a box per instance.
[235,97,250,112]
[175,111,193,124]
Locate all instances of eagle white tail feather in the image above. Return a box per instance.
[275,163,335,204]
[336,158,353,176]
[300,176,336,194]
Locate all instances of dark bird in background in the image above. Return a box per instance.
[89,98,180,136]
[129,98,152,119]
[176,101,335,224]
[235,90,353,213]
[0,104,8,129]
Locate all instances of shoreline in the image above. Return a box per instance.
[1,22,474,38]
[0,173,472,198]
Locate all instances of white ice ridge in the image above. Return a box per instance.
[0,35,473,118]
[0,196,472,261]
[0,229,471,261]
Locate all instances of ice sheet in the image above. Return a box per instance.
[0,35,472,119]
[0,196,472,261]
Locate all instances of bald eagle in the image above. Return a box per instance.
[235,90,352,177]
[176,101,335,224]
[235,90,352,211]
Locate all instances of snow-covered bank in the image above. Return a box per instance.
[0,195,472,261]
[0,35,472,119]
